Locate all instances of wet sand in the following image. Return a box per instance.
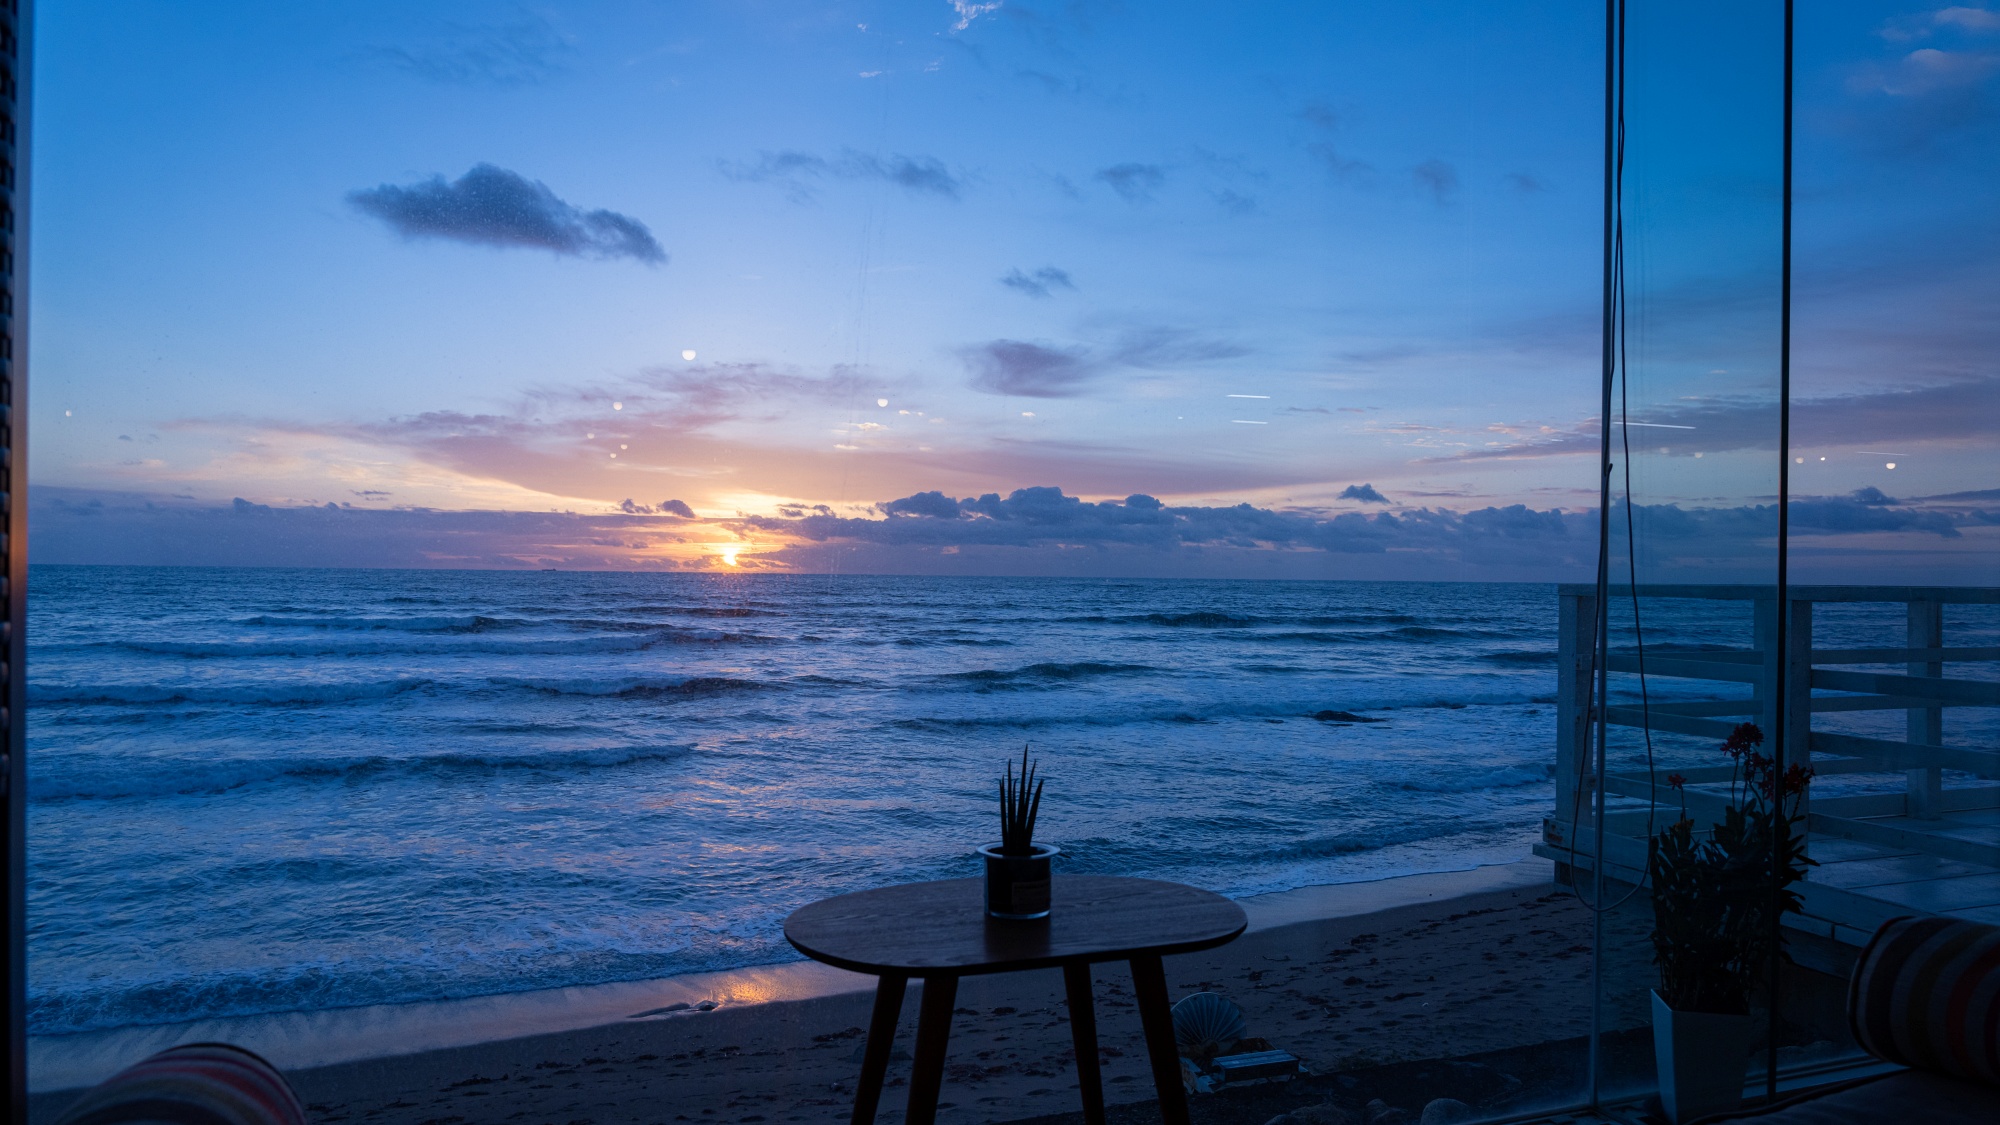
[32,861,1630,1125]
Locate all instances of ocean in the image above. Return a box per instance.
[24,567,1635,1036]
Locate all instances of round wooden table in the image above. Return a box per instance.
[784,874,1247,1125]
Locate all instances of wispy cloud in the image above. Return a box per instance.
[1095,163,1166,202]
[1852,45,2000,97]
[1211,188,1258,215]
[1432,376,2000,461]
[1297,98,1373,182]
[365,13,576,86]
[1939,5,2000,32]
[348,164,665,263]
[1297,101,1341,130]
[1412,159,1458,203]
[1880,4,2000,41]
[719,149,964,201]
[627,362,879,424]
[962,328,1248,398]
[948,1,1004,33]
[1105,327,1249,368]
[999,266,1076,298]
[1846,7,2000,148]
[1309,143,1371,181]
[963,341,1097,397]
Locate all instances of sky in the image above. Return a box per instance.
[26,1,2000,579]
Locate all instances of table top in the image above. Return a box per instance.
[783,874,1247,977]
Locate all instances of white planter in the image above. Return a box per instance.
[1650,990,1754,1124]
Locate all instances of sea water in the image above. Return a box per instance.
[28,567,1586,1035]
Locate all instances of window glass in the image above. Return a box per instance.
[19,4,1821,1124]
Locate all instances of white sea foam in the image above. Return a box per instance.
[1389,763,1552,792]
[28,678,433,706]
[27,567,1664,1035]
[29,745,697,803]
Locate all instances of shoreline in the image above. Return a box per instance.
[29,857,1555,1095]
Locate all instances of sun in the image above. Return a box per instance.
[719,547,741,567]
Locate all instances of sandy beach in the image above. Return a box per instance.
[31,860,1663,1125]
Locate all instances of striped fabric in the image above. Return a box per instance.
[1848,915,2000,1087]
[53,1042,305,1125]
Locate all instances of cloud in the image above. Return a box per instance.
[36,484,1992,583]
[619,498,697,518]
[1882,5,2000,40]
[348,164,665,263]
[1434,375,2000,461]
[964,341,1097,397]
[634,362,876,414]
[1018,69,1087,99]
[999,266,1076,298]
[1338,483,1390,504]
[1789,491,1962,537]
[738,486,1599,566]
[1843,8,2000,150]
[1211,189,1257,215]
[962,328,1247,398]
[948,1,1004,33]
[881,490,963,519]
[1412,159,1458,203]
[1298,101,1340,130]
[1309,143,1371,181]
[1918,486,2000,502]
[366,14,576,86]
[1095,163,1166,202]
[1937,6,2000,33]
[848,152,963,197]
[720,149,963,201]
[1856,46,2000,97]
[1105,327,1249,368]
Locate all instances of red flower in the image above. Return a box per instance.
[1781,763,1815,798]
[1723,722,1764,758]
[1667,773,1687,790]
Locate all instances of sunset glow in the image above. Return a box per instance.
[24,1,1996,581]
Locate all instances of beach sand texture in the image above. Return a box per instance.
[290,884,1641,1124]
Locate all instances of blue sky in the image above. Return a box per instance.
[28,1,2000,578]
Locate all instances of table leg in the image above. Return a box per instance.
[850,974,907,1125]
[904,974,959,1125]
[1063,962,1106,1125]
[1129,954,1189,1125]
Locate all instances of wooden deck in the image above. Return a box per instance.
[1538,585,2000,974]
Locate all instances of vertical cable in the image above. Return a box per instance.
[1768,0,1795,1104]
[1588,0,1622,1106]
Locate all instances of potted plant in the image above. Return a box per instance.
[1646,722,1815,1124]
[979,746,1057,920]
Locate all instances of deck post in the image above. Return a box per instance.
[1755,596,1779,748]
[1786,598,1814,819]
[1906,599,1944,819]
[1555,590,1597,883]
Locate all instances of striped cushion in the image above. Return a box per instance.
[1849,915,2000,1086]
[53,1042,305,1125]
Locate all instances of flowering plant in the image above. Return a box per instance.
[1647,723,1815,1015]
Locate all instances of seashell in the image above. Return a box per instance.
[1171,991,1247,1053]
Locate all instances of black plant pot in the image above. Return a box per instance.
[978,843,1058,920]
